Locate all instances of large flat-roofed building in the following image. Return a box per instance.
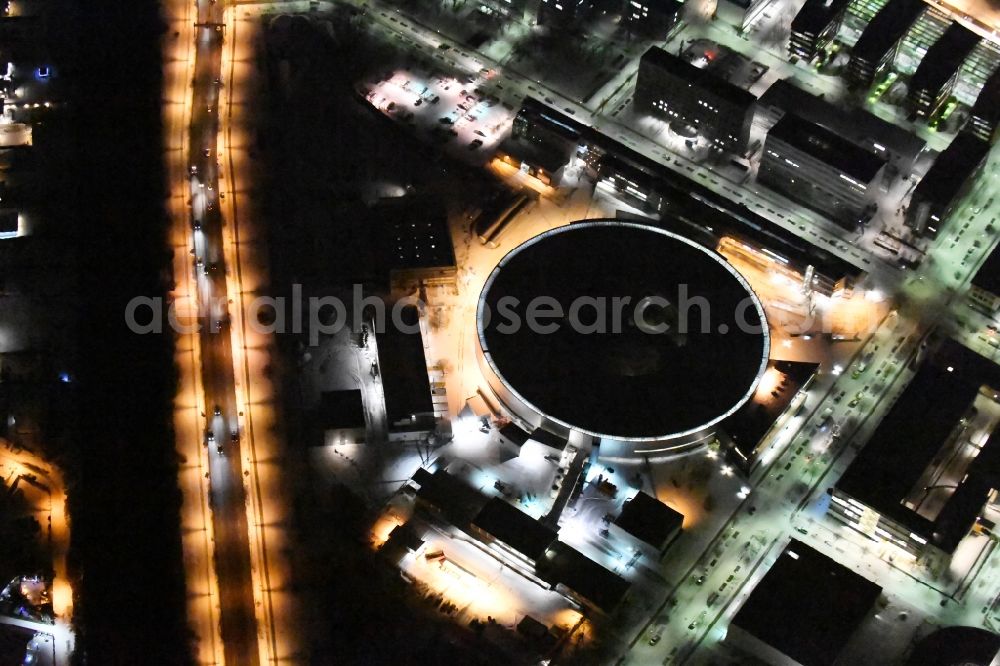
[634,47,757,153]
[965,65,1000,142]
[610,491,683,558]
[758,113,886,228]
[375,195,457,289]
[906,23,980,120]
[536,541,631,615]
[847,0,926,89]
[969,244,1000,316]
[757,78,925,173]
[905,133,989,238]
[470,497,558,569]
[498,96,586,186]
[309,389,366,446]
[829,338,1000,560]
[622,0,683,40]
[727,539,881,666]
[789,0,852,61]
[374,304,436,440]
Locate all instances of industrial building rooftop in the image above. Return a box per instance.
[613,491,684,551]
[731,539,881,666]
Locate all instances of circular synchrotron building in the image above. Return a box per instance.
[476,220,770,452]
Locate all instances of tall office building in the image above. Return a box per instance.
[906,23,979,120]
[758,113,886,228]
[847,0,926,89]
[789,0,851,61]
[905,133,989,238]
[622,0,683,40]
[633,46,757,153]
[965,65,1000,143]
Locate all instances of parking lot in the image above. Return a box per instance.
[360,61,515,163]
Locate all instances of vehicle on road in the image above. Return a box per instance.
[848,390,864,408]
[817,407,834,432]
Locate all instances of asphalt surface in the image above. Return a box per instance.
[189,1,260,663]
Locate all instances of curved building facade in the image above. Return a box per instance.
[476,220,770,452]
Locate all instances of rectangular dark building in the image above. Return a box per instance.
[470,497,557,567]
[634,46,757,152]
[498,96,586,185]
[905,133,989,238]
[622,0,683,40]
[757,78,925,173]
[789,0,851,61]
[829,339,1000,559]
[728,539,881,666]
[847,0,926,89]
[969,244,1000,316]
[374,304,435,439]
[758,113,886,228]
[906,23,979,120]
[965,65,1000,143]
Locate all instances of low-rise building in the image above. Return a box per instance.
[758,113,886,228]
[536,540,631,616]
[312,389,366,446]
[497,96,587,186]
[375,196,456,290]
[722,360,819,473]
[727,539,881,666]
[634,47,757,153]
[905,133,989,238]
[610,491,683,558]
[375,304,436,441]
[471,497,559,573]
